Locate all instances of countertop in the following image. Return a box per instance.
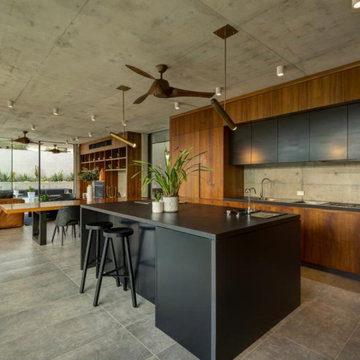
[224,197,360,212]
[81,202,299,240]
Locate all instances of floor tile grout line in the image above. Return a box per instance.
[334,317,360,360]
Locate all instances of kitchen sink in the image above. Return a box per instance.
[294,200,329,205]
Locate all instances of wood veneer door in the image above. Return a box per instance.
[302,209,360,275]
[229,124,252,165]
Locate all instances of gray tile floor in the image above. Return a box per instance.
[0,224,360,360]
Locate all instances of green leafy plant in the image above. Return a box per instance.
[132,148,212,197]
[78,167,99,182]
[28,186,35,192]
[153,191,162,202]
[39,194,50,202]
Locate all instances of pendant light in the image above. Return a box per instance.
[211,24,238,131]
[110,85,137,148]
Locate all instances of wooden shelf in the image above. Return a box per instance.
[105,169,126,172]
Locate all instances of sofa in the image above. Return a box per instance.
[0,192,25,229]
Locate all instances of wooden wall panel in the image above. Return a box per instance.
[343,67,360,102]
[307,73,344,109]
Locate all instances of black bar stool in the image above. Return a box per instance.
[93,227,137,308]
[80,221,113,293]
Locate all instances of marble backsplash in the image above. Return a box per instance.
[244,162,360,203]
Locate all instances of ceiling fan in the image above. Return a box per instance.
[45,144,68,154]
[14,131,33,144]
[126,64,215,104]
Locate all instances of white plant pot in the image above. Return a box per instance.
[86,184,93,201]
[163,196,179,212]
[152,201,164,213]
[13,190,19,198]
[28,191,36,198]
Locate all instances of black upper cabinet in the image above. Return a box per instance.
[230,124,252,165]
[348,103,360,160]
[278,113,310,163]
[309,106,348,161]
[251,119,277,164]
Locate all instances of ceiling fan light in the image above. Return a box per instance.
[276,65,285,77]
[8,100,14,108]
[110,132,136,148]
[211,99,237,131]
[91,115,96,122]
[88,132,92,138]
[174,102,180,110]
[215,87,222,96]
[352,0,360,8]
[53,108,59,116]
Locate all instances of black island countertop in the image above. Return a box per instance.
[81,201,298,240]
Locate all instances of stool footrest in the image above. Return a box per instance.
[103,267,129,278]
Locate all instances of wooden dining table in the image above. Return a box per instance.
[0,198,125,245]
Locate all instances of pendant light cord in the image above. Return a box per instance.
[224,28,227,111]
[122,89,126,136]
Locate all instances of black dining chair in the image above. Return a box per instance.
[51,206,80,245]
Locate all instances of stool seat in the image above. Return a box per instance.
[103,227,134,237]
[120,219,137,225]
[86,221,113,230]
[139,223,155,230]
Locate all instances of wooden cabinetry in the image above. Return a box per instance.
[309,105,347,161]
[230,124,251,165]
[79,133,141,200]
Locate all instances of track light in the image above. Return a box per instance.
[91,115,96,122]
[211,98,237,131]
[215,87,222,96]
[110,132,136,148]
[31,125,36,131]
[8,100,14,108]
[88,132,92,138]
[53,108,59,116]
[276,65,285,77]
[174,102,180,110]
[353,0,360,8]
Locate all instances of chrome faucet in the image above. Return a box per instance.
[260,178,272,200]
[245,187,257,214]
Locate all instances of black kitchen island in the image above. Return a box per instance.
[80,202,300,360]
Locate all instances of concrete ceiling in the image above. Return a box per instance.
[0,0,359,143]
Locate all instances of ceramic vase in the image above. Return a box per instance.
[163,196,179,212]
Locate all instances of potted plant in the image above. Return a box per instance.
[132,148,212,212]
[78,168,99,201]
[28,186,36,198]
[152,191,164,213]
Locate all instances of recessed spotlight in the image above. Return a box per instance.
[7,100,14,108]
[174,102,180,110]
[91,115,96,122]
[31,125,36,131]
[215,87,222,96]
[88,132,92,137]
[353,0,360,8]
[53,108,59,116]
[276,65,285,77]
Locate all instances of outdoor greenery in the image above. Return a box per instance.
[0,170,74,182]
[132,147,212,197]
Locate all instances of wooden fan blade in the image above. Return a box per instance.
[168,87,214,98]
[126,65,155,80]
[134,93,149,104]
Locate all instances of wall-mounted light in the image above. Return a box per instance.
[211,98,237,131]
[88,132,93,138]
[53,108,59,116]
[353,0,360,8]
[215,87,222,96]
[174,102,180,110]
[91,115,96,122]
[276,65,285,77]
[31,125,36,131]
[8,100,14,108]
[110,132,136,148]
